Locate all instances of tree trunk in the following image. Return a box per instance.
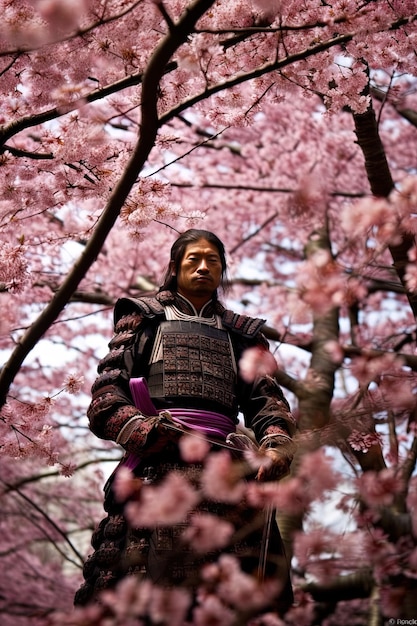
[353,100,417,319]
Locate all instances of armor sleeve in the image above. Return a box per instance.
[87,306,161,455]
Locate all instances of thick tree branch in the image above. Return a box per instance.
[353,90,417,319]
[371,86,417,128]
[1,479,85,564]
[2,144,54,159]
[0,69,148,149]
[3,31,354,151]
[0,0,216,407]
[297,227,340,431]
[302,569,374,601]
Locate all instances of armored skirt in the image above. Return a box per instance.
[74,446,293,617]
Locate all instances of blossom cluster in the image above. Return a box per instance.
[0,243,31,293]
[0,372,85,474]
[56,445,344,625]
[296,249,366,315]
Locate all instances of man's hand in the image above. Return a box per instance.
[256,447,292,481]
[142,415,184,452]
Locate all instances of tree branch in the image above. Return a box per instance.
[158,13,417,128]
[302,569,374,601]
[371,86,417,128]
[3,144,54,159]
[0,0,216,407]
[353,82,417,319]
[1,479,85,564]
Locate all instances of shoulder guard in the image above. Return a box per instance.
[222,310,266,338]
[113,296,166,325]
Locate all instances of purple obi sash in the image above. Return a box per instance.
[120,377,235,470]
[159,408,235,440]
[129,376,235,438]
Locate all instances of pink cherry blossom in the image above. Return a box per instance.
[247,478,310,515]
[294,528,337,570]
[350,352,401,385]
[297,449,341,498]
[201,554,280,612]
[113,466,142,503]
[62,372,84,394]
[59,461,77,477]
[247,613,285,626]
[348,429,383,453]
[362,528,402,584]
[341,196,400,244]
[239,346,278,383]
[201,450,247,503]
[0,243,31,293]
[125,471,200,526]
[179,432,211,463]
[100,576,152,621]
[243,445,275,472]
[296,250,367,314]
[37,0,87,32]
[148,584,192,626]
[404,256,417,292]
[192,593,236,626]
[182,512,234,553]
[323,340,345,364]
[357,467,403,508]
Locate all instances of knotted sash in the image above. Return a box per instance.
[130,376,235,439]
[121,377,236,470]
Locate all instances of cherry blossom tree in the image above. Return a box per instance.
[1,0,417,623]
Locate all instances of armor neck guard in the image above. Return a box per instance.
[114,291,266,338]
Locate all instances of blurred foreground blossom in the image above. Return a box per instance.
[125,471,200,526]
[113,466,142,502]
[202,554,281,611]
[239,346,278,383]
[38,0,87,32]
[182,512,234,553]
[179,432,210,462]
[357,467,403,507]
[202,450,246,503]
[102,577,191,626]
[247,448,341,515]
[192,593,236,626]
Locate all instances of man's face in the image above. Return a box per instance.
[174,238,223,303]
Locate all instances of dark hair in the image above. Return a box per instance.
[159,229,230,295]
